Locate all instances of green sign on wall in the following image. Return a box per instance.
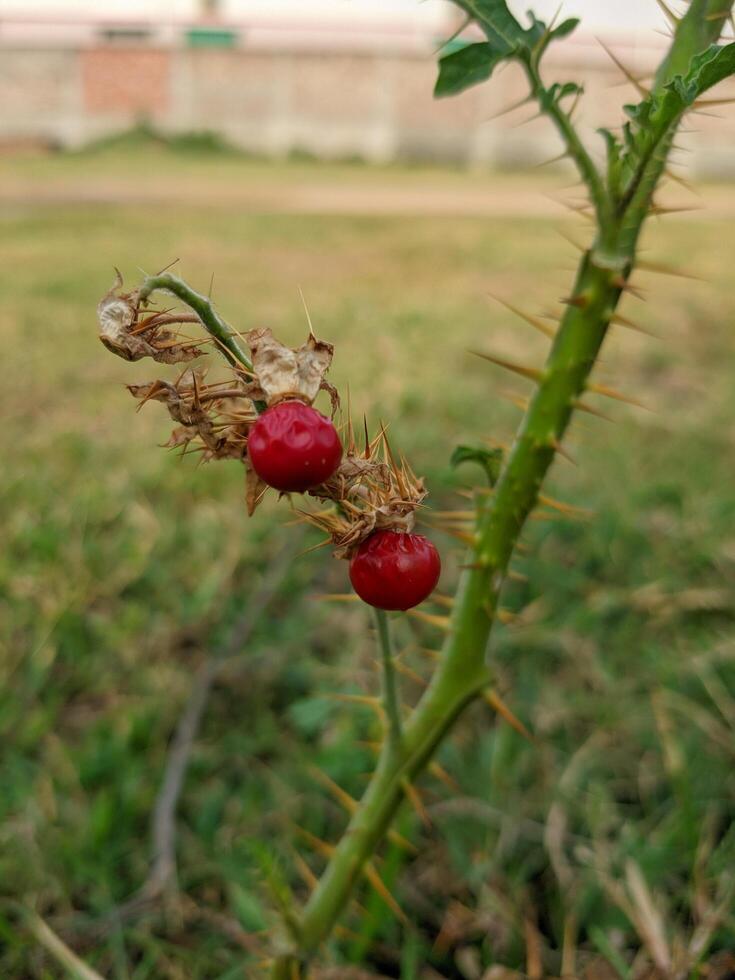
[185,27,238,48]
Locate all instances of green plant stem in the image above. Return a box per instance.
[373,609,403,753]
[278,262,623,960]
[271,5,733,973]
[286,633,489,965]
[524,61,610,226]
[139,272,254,374]
[654,0,732,87]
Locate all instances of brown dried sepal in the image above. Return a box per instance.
[98,272,204,364]
[128,371,255,462]
[299,425,427,558]
[244,327,338,411]
[245,461,269,517]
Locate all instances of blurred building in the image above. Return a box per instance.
[1,1,734,175]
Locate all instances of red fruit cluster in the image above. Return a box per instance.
[247,400,440,611]
[248,400,343,493]
[349,530,441,611]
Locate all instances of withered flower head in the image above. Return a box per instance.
[244,327,339,414]
[97,271,430,555]
[97,271,205,364]
[299,423,427,558]
[128,371,255,462]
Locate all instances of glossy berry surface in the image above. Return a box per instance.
[248,401,342,493]
[349,530,441,611]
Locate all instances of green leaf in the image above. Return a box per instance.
[245,840,300,933]
[229,882,267,931]
[549,17,580,42]
[435,42,505,97]
[437,2,580,102]
[452,0,526,53]
[452,1,578,60]
[611,43,735,206]
[599,127,623,199]
[684,41,735,99]
[451,445,504,486]
[287,696,335,736]
[543,81,582,106]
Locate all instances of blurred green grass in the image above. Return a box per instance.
[1,144,735,978]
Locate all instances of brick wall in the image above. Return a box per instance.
[1,40,734,176]
[81,48,170,115]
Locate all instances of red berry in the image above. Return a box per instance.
[349,530,441,611]
[248,401,342,493]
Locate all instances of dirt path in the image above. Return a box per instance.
[3,173,735,218]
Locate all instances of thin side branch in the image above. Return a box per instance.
[82,538,299,936]
[21,910,105,980]
[139,272,254,373]
[525,62,610,223]
[271,3,735,973]
[148,537,298,896]
[373,609,402,753]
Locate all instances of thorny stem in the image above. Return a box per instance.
[271,3,734,975]
[524,60,610,227]
[139,272,254,374]
[373,609,403,753]
[618,0,733,256]
[456,0,608,223]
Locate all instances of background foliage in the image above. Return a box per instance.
[1,139,735,977]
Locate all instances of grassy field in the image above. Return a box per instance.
[1,140,735,979]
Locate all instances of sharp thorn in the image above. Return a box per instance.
[693,95,735,107]
[429,761,460,793]
[487,292,556,339]
[538,493,593,518]
[309,766,359,814]
[484,689,536,743]
[406,609,452,632]
[484,93,534,121]
[533,149,571,169]
[417,647,441,661]
[649,202,703,216]
[292,824,335,858]
[556,228,587,252]
[327,693,385,719]
[470,351,544,383]
[597,37,651,99]
[654,0,681,28]
[298,286,316,338]
[433,13,472,55]
[364,862,408,924]
[155,257,180,276]
[402,779,432,829]
[560,293,589,310]
[587,382,648,410]
[435,527,477,546]
[394,660,428,688]
[608,311,658,337]
[551,439,577,465]
[637,258,702,280]
[312,593,361,603]
[573,398,614,422]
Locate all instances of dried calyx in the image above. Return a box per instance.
[97,272,206,364]
[97,272,429,557]
[243,327,339,413]
[301,422,427,558]
[128,374,255,461]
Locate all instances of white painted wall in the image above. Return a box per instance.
[0,0,671,30]
[508,0,671,32]
[0,0,448,26]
